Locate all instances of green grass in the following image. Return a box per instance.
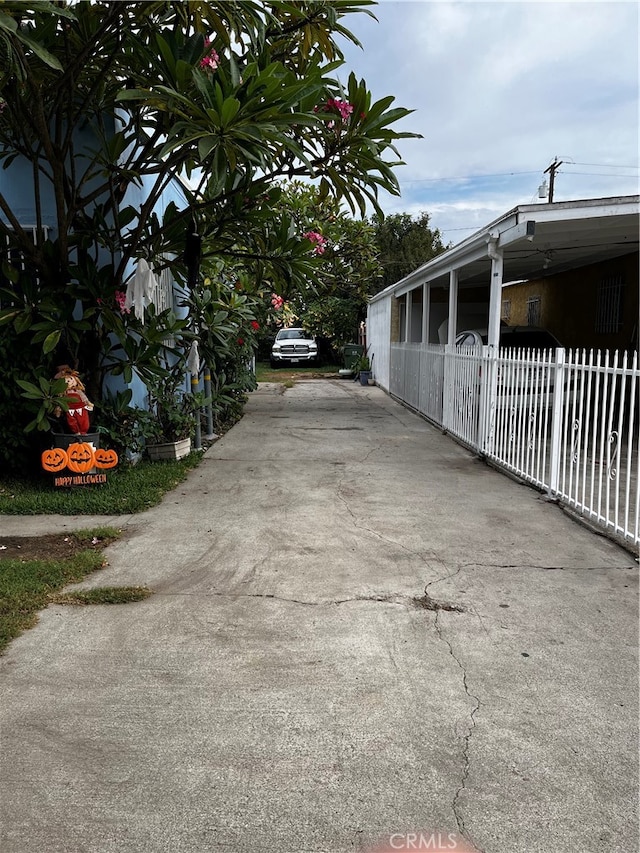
[0,528,130,653]
[0,452,203,516]
[72,526,122,543]
[50,586,152,606]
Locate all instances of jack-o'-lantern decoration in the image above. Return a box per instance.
[93,448,119,470]
[41,448,69,473]
[66,441,95,473]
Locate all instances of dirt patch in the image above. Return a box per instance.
[0,534,107,562]
[263,371,341,382]
[413,592,465,613]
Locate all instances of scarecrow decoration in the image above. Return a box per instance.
[53,365,94,434]
[41,365,118,485]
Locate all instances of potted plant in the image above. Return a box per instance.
[140,372,206,461]
[356,355,372,386]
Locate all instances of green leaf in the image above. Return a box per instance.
[42,329,61,354]
[0,307,19,325]
[220,97,241,126]
[13,311,32,335]
[16,30,63,71]
[16,379,41,395]
[1,261,19,283]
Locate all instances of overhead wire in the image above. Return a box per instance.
[396,162,639,185]
[392,161,638,233]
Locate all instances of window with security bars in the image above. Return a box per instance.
[501,299,511,322]
[596,275,625,334]
[526,296,541,326]
[149,258,175,314]
[0,226,48,308]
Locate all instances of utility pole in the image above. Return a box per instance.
[543,157,563,203]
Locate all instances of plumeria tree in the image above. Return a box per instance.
[252,180,382,352]
[0,0,418,469]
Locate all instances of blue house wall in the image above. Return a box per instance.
[0,123,191,410]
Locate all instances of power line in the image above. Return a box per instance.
[560,171,639,178]
[572,161,640,169]
[397,162,639,185]
[398,171,539,184]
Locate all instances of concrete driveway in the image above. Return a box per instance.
[1,379,637,853]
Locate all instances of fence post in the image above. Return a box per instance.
[203,365,216,440]
[442,344,453,432]
[477,345,492,454]
[548,347,566,497]
[191,372,202,450]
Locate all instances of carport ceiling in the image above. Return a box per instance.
[460,207,639,287]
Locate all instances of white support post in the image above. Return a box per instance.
[447,270,459,344]
[483,237,504,454]
[487,238,503,349]
[442,271,459,433]
[422,282,430,344]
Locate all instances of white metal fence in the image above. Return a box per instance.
[389,343,640,549]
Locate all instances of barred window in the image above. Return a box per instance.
[0,226,46,307]
[397,296,406,342]
[596,275,625,334]
[149,258,175,314]
[526,296,541,327]
[501,299,511,322]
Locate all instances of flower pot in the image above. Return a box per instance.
[359,370,371,386]
[146,437,191,461]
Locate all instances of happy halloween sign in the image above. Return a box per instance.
[41,441,118,487]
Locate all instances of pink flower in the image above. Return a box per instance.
[271,294,284,311]
[200,42,220,71]
[250,320,260,331]
[318,98,354,124]
[114,290,130,315]
[303,231,327,256]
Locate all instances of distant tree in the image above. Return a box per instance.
[370,211,448,292]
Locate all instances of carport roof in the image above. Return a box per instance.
[371,195,640,299]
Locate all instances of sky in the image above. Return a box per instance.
[336,0,639,244]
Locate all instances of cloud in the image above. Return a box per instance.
[338,1,639,238]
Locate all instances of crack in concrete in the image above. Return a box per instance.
[428,560,634,573]
[422,569,483,852]
[335,476,448,576]
[155,590,463,610]
[434,607,483,853]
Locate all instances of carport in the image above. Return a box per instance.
[368,195,639,389]
[367,195,640,550]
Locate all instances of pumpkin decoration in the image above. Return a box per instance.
[66,441,96,474]
[93,448,119,470]
[41,447,69,473]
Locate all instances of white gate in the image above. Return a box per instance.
[551,349,638,545]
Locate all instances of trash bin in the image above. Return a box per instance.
[342,343,363,373]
